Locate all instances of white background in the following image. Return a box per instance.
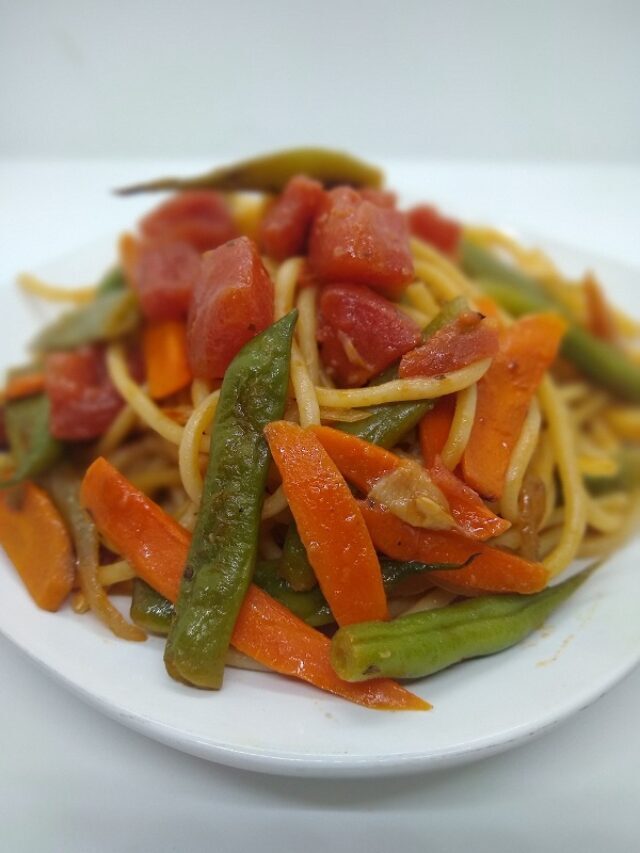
[1,2,640,852]
[1,0,639,161]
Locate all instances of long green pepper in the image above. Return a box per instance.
[331,568,591,682]
[164,312,297,689]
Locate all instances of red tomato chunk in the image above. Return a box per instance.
[133,241,200,322]
[407,205,462,256]
[45,345,126,441]
[188,237,274,379]
[259,175,324,261]
[308,188,414,296]
[399,312,499,378]
[318,284,421,387]
[140,191,237,253]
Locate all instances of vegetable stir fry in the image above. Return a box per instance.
[2,147,639,711]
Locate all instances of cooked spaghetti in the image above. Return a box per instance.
[1,147,638,711]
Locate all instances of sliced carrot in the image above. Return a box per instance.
[142,320,193,399]
[0,483,74,611]
[4,371,45,401]
[311,424,400,492]
[461,314,566,500]
[81,457,424,710]
[81,457,189,603]
[398,312,499,378]
[429,455,511,541]
[419,395,455,468]
[359,499,548,595]
[265,421,388,626]
[233,585,429,711]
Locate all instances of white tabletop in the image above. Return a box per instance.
[1,159,639,852]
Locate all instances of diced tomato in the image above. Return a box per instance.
[140,191,237,253]
[407,205,462,255]
[45,346,126,441]
[133,241,201,322]
[358,188,397,208]
[308,188,414,296]
[187,237,274,379]
[399,312,499,378]
[259,175,325,261]
[317,284,421,387]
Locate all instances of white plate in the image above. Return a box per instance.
[1,235,639,778]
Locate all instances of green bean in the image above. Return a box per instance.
[116,147,383,196]
[331,568,590,681]
[131,553,475,636]
[278,523,317,591]
[131,579,175,634]
[584,447,640,496]
[334,364,432,448]
[96,266,127,296]
[422,296,469,339]
[32,289,139,352]
[462,239,640,403]
[2,394,63,487]
[335,400,432,449]
[164,312,297,689]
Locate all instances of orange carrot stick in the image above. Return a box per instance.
[81,457,425,710]
[311,424,400,492]
[419,395,455,468]
[359,499,548,595]
[461,314,566,500]
[429,455,511,541]
[0,483,74,611]
[265,421,388,626]
[142,320,193,399]
[233,585,429,711]
[81,457,189,603]
[4,371,45,401]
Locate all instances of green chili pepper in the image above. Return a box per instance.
[31,289,139,353]
[116,147,383,196]
[96,266,127,296]
[278,523,317,591]
[331,567,590,681]
[1,394,63,487]
[164,312,297,689]
[461,239,640,403]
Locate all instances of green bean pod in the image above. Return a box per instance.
[1,394,63,487]
[116,147,383,195]
[96,266,128,296]
[131,579,175,634]
[32,289,139,352]
[331,568,590,682]
[131,554,475,636]
[462,239,640,403]
[421,296,469,339]
[164,312,297,689]
[278,523,317,591]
